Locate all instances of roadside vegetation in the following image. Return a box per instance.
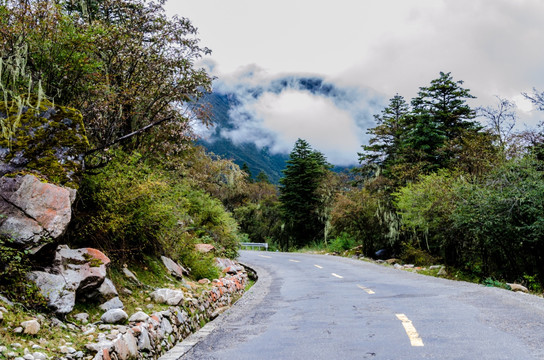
[238,73,544,293]
[2,0,544,331]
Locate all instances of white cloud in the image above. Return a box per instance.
[214,70,382,165]
[253,90,362,164]
[167,0,544,161]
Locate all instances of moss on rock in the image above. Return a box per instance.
[0,98,88,188]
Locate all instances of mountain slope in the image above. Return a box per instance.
[197,92,288,184]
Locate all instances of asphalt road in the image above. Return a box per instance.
[173,251,544,359]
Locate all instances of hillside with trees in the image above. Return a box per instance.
[0,0,264,313]
[3,3,544,357]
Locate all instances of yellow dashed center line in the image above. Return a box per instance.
[258,255,271,258]
[289,259,300,263]
[357,284,375,295]
[314,265,323,269]
[331,273,343,279]
[396,314,424,347]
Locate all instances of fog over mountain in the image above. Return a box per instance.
[197,66,386,172]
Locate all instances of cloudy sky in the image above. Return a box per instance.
[166,0,544,165]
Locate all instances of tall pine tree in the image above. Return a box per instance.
[359,94,410,177]
[279,139,331,249]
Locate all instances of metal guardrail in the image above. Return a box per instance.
[240,242,269,251]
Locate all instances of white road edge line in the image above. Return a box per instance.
[396,314,424,347]
[314,265,323,269]
[357,284,375,295]
[289,259,300,263]
[258,255,271,259]
[331,273,343,279]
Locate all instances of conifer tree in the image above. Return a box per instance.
[359,94,410,176]
[279,139,331,249]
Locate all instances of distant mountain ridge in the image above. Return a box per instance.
[197,76,359,184]
[197,92,288,184]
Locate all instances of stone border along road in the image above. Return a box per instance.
[158,262,270,360]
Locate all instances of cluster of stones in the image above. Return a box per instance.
[87,262,248,360]
[0,258,248,360]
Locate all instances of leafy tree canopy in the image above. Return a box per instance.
[0,0,212,158]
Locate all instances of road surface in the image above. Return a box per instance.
[167,251,544,359]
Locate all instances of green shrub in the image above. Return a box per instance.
[400,242,439,266]
[69,150,240,263]
[328,233,357,253]
[452,156,544,281]
[394,170,457,256]
[522,274,543,293]
[0,236,46,309]
[483,277,511,290]
[181,251,220,281]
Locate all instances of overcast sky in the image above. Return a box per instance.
[166,0,544,165]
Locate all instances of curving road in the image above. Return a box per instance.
[165,251,544,359]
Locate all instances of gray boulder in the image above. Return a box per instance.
[27,272,76,314]
[215,258,244,274]
[122,332,138,358]
[101,309,128,324]
[98,278,118,299]
[99,297,124,311]
[29,245,111,314]
[161,256,189,279]
[128,311,149,323]
[150,289,184,306]
[0,175,75,247]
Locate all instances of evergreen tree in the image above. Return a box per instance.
[279,139,331,249]
[412,71,479,140]
[359,94,410,176]
[241,163,253,182]
[360,72,483,184]
[256,170,271,184]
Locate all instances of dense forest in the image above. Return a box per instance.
[2,0,544,307]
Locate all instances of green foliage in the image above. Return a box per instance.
[328,233,357,253]
[234,197,282,245]
[359,72,481,185]
[0,0,212,155]
[329,187,390,257]
[69,150,240,263]
[279,139,332,249]
[451,156,544,280]
[0,236,46,309]
[522,274,542,293]
[482,278,511,290]
[181,251,220,281]
[359,94,410,177]
[394,170,457,255]
[400,242,439,266]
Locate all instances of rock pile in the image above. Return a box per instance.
[0,260,249,360]
[88,268,248,360]
[28,245,113,314]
